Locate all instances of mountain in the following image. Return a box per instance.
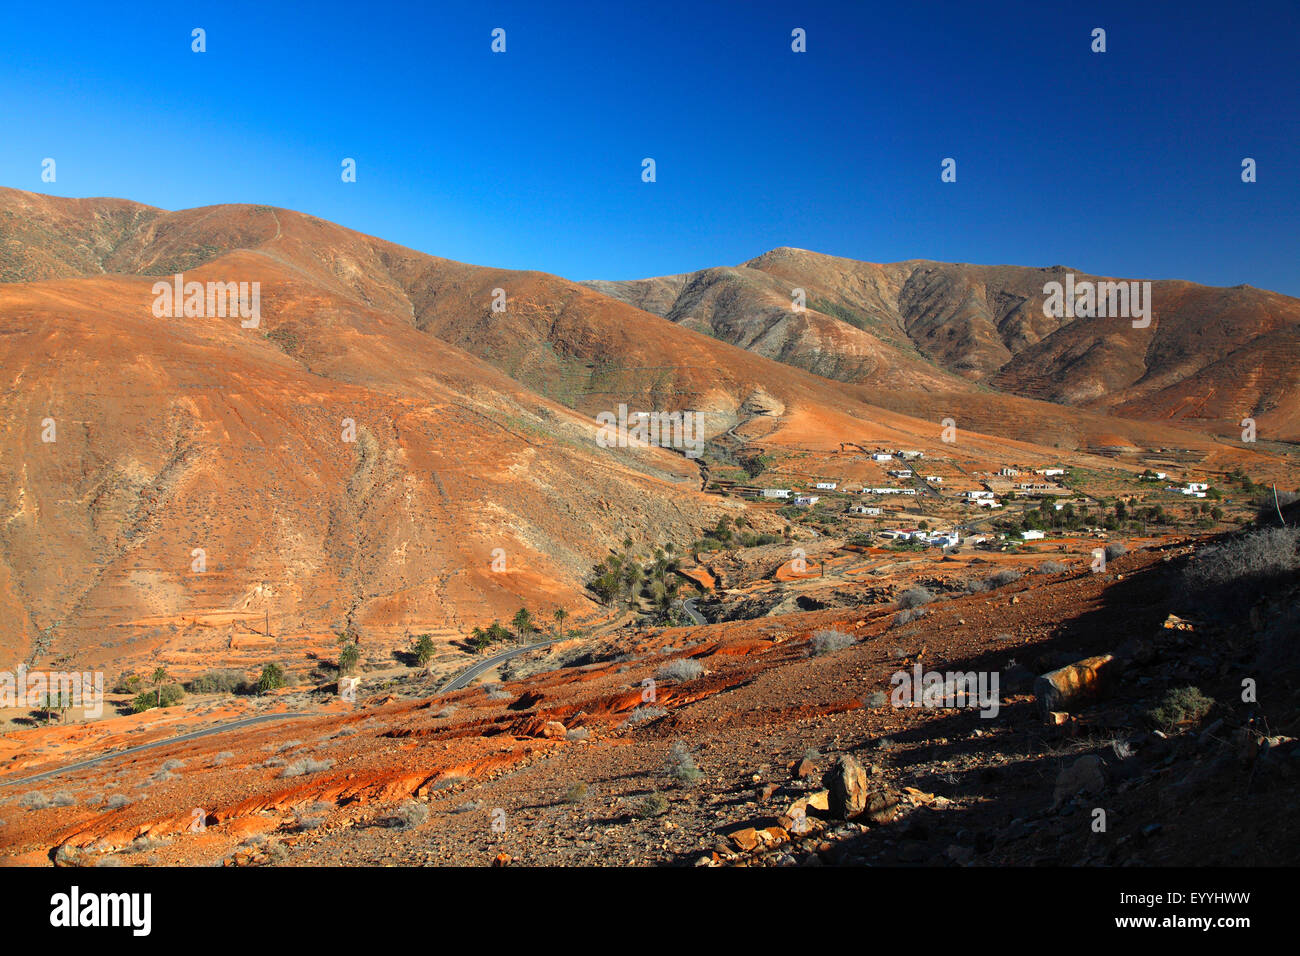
[586,247,1300,443]
[0,189,1080,674]
[1,189,1290,678]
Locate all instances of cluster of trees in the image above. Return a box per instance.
[996,496,1225,536]
[740,453,773,479]
[464,606,570,653]
[115,666,187,714]
[587,538,684,623]
[695,515,781,551]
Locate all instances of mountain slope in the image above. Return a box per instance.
[587,247,1300,442]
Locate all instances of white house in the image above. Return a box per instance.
[794,495,820,506]
[999,467,1021,477]
[1186,482,1209,492]
[964,490,995,500]
[849,504,882,515]
[762,489,792,499]
[888,469,913,479]
[974,499,1002,508]
[871,452,893,462]
[898,450,924,460]
[1021,529,1046,540]
[1034,467,1067,477]
[924,475,943,483]
[814,481,837,490]
[1182,489,1207,498]
[928,531,960,548]
[1140,471,1168,481]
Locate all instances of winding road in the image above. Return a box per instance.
[679,597,706,625]
[438,637,564,693]
[0,711,315,788]
[4,626,669,788]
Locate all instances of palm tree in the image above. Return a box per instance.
[413,633,435,667]
[337,642,361,676]
[151,666,170,708]
[552,607,568,636]
[511,607,535,636]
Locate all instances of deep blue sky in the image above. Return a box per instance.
[3,0,1297,293]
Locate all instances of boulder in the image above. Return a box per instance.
[823,756,900,824]
[825,755,869,819]
[1035,655,1117,713]
[792,757,818,779]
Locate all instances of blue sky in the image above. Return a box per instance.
[2,0,1297,293]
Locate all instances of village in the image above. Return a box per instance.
[707,445,1222,555]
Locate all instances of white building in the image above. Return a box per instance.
[762,489,792,499]
[888,469,913,478]
[1035,467,1067,477]
[849,504,882,515]
[871,452,893,462]
[794,495,820,506]
[928,532,960,548]
[974,499,1002,508]
[925,475,943,483]
[814,481,837,490]
[898,450,924,460]
[1021,529,1046,540]
[964,490,995,500]
[1186,482,1209,492]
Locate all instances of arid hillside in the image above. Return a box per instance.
[587,247,1300,443]
[0,189,1115,677]
[2,528,1295,868]
[1,189,1293,685]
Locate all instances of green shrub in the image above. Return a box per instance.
[810,629,854,655]
[1146,686,1215,729]
[896,587,933,609]
[655,659,704,682]
[131,683,184,712]
[1181,526,1300,615]
[257,663,287,694]
[189,669,246,694]
[636,792,669,818]
[666,742,702,787]
[563,782,589,804]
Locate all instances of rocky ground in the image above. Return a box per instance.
[2,532,1295,868]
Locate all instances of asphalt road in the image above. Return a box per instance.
[438,637,564,693]
[0,711,316,788]
[679,597,706,625]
